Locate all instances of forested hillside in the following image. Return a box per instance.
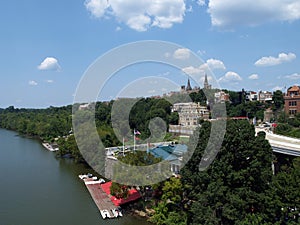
[149,120,300,224]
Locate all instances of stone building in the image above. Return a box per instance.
[172,102,210,126]
[169,102,209,135]
[180,78,199,94]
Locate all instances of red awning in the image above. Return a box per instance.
[101,181,141,206]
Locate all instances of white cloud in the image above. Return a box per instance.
[204,58,226,70]
[272,86,284,91]
[115,26,122,31]
[126,14,151,32]
[182,66,201,75]
[173,48,191,60]
[29,80,38,86]
[248,74,259,80]
[197,0,206,6]
[84,0,109,18]
[182,58,226,75]
[255,52,296,67]
[219,71,242,82]
[285,73,300,80]
[46,80,54,83]
[38,57,61,71]
[207,0,300,28]
[85,0,186,31]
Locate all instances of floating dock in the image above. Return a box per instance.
[42,143,59,152]
[81,177,122,219]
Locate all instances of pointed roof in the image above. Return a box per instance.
[204,74,210,89]
[186,78,192,91]
[204,74,208,84]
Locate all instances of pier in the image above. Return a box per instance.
[82,177,122,219]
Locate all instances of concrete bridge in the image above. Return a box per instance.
[256,127,300,157]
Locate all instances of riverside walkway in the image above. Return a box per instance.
[256,127,300,157]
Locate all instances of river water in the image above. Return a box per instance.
[0,129,151,225]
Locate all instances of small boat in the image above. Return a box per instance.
[100,210,111,219]
[98,178,105,183]
[78,174,88,180]
[112,208,123,217]
[100,210,108,219]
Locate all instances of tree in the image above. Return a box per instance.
[110,182,129,199]
[149,177,187,225]
[181,120,274,224]
[271,157,300,223]
[272,90,284,111]
[161,177,183,204]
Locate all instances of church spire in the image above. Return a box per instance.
[186,78,192,91]
[203,74,211,89]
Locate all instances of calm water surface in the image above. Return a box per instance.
[0,129,151,225]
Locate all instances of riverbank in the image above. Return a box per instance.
[0,128,152,225]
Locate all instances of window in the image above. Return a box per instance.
[289,110,297,115]
[289,101,297,106]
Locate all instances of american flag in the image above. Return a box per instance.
[134,129,141,135]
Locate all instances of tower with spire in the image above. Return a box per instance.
[203,74,211,89]
[186,78,192,91]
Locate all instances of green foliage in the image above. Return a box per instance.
[226,101,267,120]
[271,157,300,223]
[127,98,174,139]
[110,182,129,199]
[119,151,162,166]
[161,177,183,204]
[57,135,83,162]
[272,90,284,111]
[181,120,274,224]
[0,106,72,140]
[189,89,207,105]
[168,112,179,125]
[149,177,187,225]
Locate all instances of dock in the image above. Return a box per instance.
[81,177,122,219]
[42,142,59,152]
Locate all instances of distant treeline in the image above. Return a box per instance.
[0,89,287,159]
[0,98,179,161]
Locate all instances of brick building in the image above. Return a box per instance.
[284,85,300,116]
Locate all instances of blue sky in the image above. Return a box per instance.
[0,0,300,108]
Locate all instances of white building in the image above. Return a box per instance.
[172,102,210,126]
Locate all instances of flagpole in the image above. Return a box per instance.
[123,136,125,156]
[133,129,136,151]
[146,139,149,153]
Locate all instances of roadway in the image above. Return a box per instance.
[255,127,300,157]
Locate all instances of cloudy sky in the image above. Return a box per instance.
[0,0,300,108]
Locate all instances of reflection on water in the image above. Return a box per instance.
[0,129,151,225]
